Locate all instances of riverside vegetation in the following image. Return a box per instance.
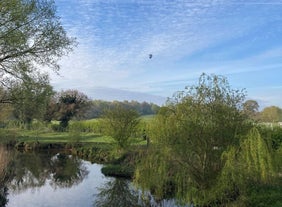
[0,74,281,207]
[0,1,282,206]
[0,116,281,206]
[0,116,150,177]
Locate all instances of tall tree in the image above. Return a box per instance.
[135,73,250,205]
[243,99,259,120]
[0,87,13,122]
[219,127,277,206]
[0,0,75,86]
[55,90,90,129]
[260,106,282,123]
[10,72,54,125]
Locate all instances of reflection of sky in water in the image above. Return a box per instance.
[6,159,188,207]
[7,162,111,207]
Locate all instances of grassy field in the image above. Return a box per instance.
[14,130,146,145]
[18,132,111,143]
[0,115,154,146]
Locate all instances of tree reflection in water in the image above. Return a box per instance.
[94,178,141,207]
[50,153,88,188]
[94,178,183,207]
[0,148,186,207]
[5,151,88,193]
[0,146,11,207]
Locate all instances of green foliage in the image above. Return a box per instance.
[101,164,134,178]
[243,99,259,121]
[0,128,18,143]
[240,127,275,182]
[0,87,13,121]
[68,119,102,133]
[259,106,282,122]
[86,100,160,119]
[51,90,90,129]
[68,122,82,144]
[274,145,282,176]
[135,73,252,206]
[4,151,88,191]
[94,179,140,207]
[270,127,282,150]
[50,122,63,132]
[101,105,140,149]
[257,125,282,150]
[245,182,282,207]
[71,144,115,163]
[0,0,75,85]
[10,71,54,125]
[135,145,175,200]
[85,100,160,119]
[217,127,278,206]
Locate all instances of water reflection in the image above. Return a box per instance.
[0,146,11,207]
[94,178,188,207]
[50,153,88,188]
[7,151,88,193]
[0,148,186,207]
[0,148,90,207]
[95,178,141,207]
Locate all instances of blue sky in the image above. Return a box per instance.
[51,0,282,108]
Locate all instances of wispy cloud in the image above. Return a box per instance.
[52,0,282,107]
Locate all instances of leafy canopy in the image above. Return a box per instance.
[52,90,90,129]
[101,105,140,149]
[0,0,75,85]
[135,73,250,205]
[10,71,54,125]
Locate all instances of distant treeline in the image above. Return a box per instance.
[85,100,160,119]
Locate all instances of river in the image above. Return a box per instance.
[0,147,188,207]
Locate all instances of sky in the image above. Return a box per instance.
[51,0,282,108]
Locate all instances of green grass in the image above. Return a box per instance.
[13,129,147,146]
[139,114,155,122]
[1,117,153,145]
[16,131,113,143]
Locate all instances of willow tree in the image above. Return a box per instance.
[218,127,278,206]
[135,73,250,206]
[0,0,75,87]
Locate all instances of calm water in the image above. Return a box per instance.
[0,147,187,207]
[7,162,106,207]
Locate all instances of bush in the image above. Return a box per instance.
[258,125,282,150]
[271,127,282,150]
[51,123,63,132]
[0,129,18,144]
[101,164,134,178]
[245,182,282,207]
[68,119,102,133]
[101,106,140,149]
[68,123,82,144]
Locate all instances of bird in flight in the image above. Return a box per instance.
[149,54,153,59]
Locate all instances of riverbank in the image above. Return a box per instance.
[1,127,282,207]
[0,128,146,179]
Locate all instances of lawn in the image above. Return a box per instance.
[14,130,147,146]
[16,130,113,143]
[0,116,153,145]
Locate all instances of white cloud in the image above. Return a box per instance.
[52,0,282,106]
